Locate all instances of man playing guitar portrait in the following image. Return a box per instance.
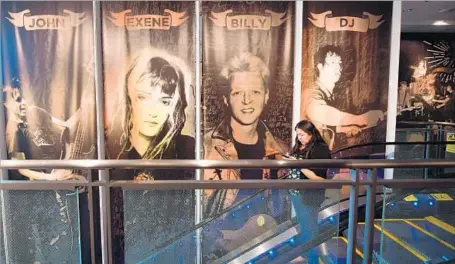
[301,45,386,151]
[3,77,94,181]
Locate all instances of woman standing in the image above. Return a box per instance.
[285,120,331,264]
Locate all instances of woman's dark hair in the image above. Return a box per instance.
[290,120,327,156]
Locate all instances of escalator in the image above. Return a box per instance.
[139,186,410,264]
[137,140,455,264]
[137,185,455,264]
[236,188,455,264]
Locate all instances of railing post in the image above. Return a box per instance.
[194,1,203,264]
[92,1,111,263]
[437,124,444,176]
[363,168,377,264]
[346,169,360,264]
[437,124,443,157]
[86,169,96,264]
[424,125,431,178]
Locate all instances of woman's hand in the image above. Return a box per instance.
[282,154,297,160]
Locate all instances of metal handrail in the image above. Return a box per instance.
[332,140,455,155]
[398,120,455,127]
[1,158,455,169]
[1,178,455,190]
[1,158,455,264]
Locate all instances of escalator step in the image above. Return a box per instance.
[380,220,455,263]
[426,216,455,235]
[353,223,429,264]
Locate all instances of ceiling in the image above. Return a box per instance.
[402,1,455,33]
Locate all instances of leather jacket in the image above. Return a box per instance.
[203,118,289,215]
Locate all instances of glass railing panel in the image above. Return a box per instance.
[377,187,455,264]
[442,128,455,176]
[117,188,196,264]
[202,188,292,263]
[394,129,427,180]
[108,168,196,264]
[0,188,82,264]
[210,188,342,264]
[289,188,341,264]
[122,187,343,264]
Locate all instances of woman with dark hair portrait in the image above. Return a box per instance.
[107,48,195,263]
[108,48,195,177]
[284,120,331,264]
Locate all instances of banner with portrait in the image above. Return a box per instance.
[398,34,455,124]
[201,1,294,262]
[101,1,195,263]
[1,1,96,263]
[301,1,392,155]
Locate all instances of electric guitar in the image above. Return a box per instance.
[53,56,97,181]
[319,110,387,151]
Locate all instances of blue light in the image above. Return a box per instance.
[390,203,395,207]
[289,238,296,244]
[429,200,435,206]
[248,262,253,264]
[261,196,265,200]
[246,204,251,209]
[442,256,449,261]
[413,201,419,207]
[268,250,275,257]
[179,242,183,247]
[232,212,236,217]
[329,216,335,223]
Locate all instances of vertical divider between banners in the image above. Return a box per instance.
[194,1,203,263]
[385,1,402,180]
[0,1,5,168]
[92,1,111,264]
[0,2,12,263]
[292,1,303,147]
[291,1,304,219]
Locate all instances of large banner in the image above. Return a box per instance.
[301,1,392,153]
[1,1,95,263]
[101,1,195,263]
[201,1,294,262]
[398,34,455,124]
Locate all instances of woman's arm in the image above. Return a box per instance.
[300,168,326,180]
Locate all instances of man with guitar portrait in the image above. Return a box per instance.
[3,76,95,181]
[302,45,386,151]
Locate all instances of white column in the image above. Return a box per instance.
[385,1,402,179]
